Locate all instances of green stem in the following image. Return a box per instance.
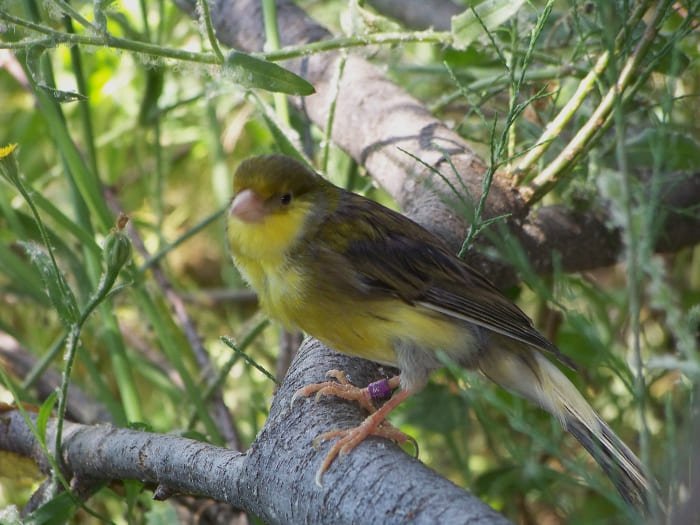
[458,1,554,256]
[0,11,451,63]
[64,19,100,180]
[262,0,289,125]
[6,156,78,323]
[186,319,269,429]
[138,203,228,273]
[321,53,347,173]
[221,335,278,384]
[52,0,96,30]
[197,0,224,61]
[0,11,219,65]
[262,30,451,61]
[138,0,151,41]
[53,242,132,474]
[21,332,68,390]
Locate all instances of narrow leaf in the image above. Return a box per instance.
[124,479,144,516]
[39,86,88,103]
[138,66,165,125]
[24,493,76,525]
[225,51,315,95]
[20,242,79,324]
[36,391,58,447]
[451,0,526,50]
[23,46,87,103]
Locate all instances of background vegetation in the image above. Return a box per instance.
[0,0,698,523]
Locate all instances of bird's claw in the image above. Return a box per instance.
[291,369,377,413]
[313,419,416,486]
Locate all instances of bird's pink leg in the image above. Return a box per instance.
[292,371,414,485]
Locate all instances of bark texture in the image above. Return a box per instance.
[0,341,512,524]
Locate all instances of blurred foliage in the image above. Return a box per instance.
[1,0,699,523]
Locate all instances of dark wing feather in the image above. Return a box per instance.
[318,190,575,368]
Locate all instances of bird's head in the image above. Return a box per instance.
[228,155,333,261]
[230,155,323,223]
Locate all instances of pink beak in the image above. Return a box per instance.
[230,189,266,223]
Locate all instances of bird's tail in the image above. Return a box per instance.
[478,343,654,514]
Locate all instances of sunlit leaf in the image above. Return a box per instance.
[451,0,526,50]
[260,112,309,166]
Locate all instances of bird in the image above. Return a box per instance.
[226,153,654,513]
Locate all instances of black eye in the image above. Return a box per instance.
[280,193,292,205]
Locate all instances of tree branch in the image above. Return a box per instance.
[0,340,512,524]
[367,0,461,30]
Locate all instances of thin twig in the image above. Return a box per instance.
[196,0,224,61]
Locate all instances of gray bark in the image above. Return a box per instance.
[368,0,461,30]
[0,341,512,524]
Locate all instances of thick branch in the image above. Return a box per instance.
[0,340,512,524]
[368,0,461,30]
[0,407,246,504]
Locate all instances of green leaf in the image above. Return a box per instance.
[177,429,210,442]
[23,46,87,103]
[0,243,48,304]
[40,86,88,103]
[24,492,76,525]
[138,66,165,126]
[225,51,315,95]
[124,479,144,516]
[127,421,153,432]
[145,501,181,525]
[36,391,58,447]
[451,0,526,50]
[399,382,469,434]
[20,242,79,324]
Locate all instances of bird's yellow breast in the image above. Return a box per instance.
[229,199,467,367]
[228,202,310,262]
[228,202,313,327]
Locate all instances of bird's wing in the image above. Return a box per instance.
[319,192,574,368]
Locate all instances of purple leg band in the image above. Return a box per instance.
[367,379,392,401]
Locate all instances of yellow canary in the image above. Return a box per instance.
[227,154,653,512]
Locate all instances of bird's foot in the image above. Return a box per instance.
[293,371,414,486]
[292,369,397,414]
[311,412,416,486]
